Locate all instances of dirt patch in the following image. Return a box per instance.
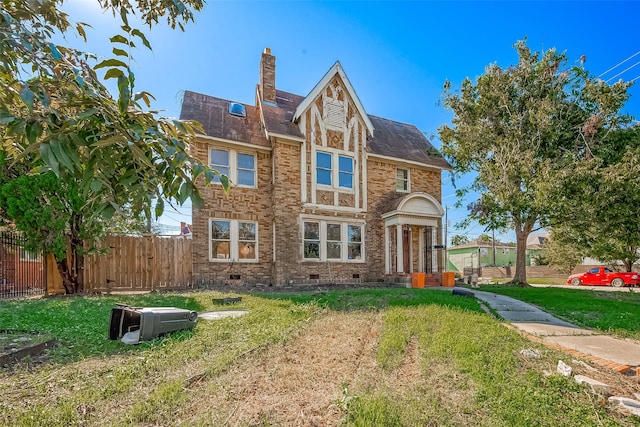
[180,312,382,426]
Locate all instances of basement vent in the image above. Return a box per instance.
[309,274,320,280]
[229,102,246,117]
[352,274,360,279]
[229,274,241,280]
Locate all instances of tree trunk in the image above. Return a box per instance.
[55,258,75,295]
[70,213,84,294]
[512,218,535,286]
[513,230,528,285]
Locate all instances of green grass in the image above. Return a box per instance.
[0,288,636,426]
[479,285,640,339]
[343,305,623,426]
[0,292,317,426]
[257,287,485,313]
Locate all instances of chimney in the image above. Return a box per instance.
[260,47,276,104]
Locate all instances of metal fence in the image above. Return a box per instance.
[0,231,46,299]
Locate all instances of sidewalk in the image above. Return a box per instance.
[462,288,640,370]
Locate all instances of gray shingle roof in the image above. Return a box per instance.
[179,91,270,148]
[180,89,451,170]
[367,115,450,169]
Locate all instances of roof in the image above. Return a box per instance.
[179,91,270,148]
[261,89,305,138]
[367,115,451,169]
[180,76,450,169]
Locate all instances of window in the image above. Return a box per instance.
[348,225,362,260]
[326,223,342,259]
[237,153,255,186]
[210,149,230,184]
[396,168,409,192]
[210,219,258,262]
[338,156,353,189]
[304,222,320,259]
[238,222,256,259]
[316,151,354,190]
[211,220,231,259]
[210,148,255,187]
[303,220,364,262]
[316,152,332,186]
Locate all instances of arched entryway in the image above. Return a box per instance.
[381,193,445,275]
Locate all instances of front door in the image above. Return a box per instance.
[424,227,433,273]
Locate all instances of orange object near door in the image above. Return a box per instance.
[441,272,455,287]
[411,273,425,288]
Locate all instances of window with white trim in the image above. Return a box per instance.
[315,151,354,190]
[348,225,362,260]
[326,223,342,259]
[316,152,332,186]
[396,168,409,192]
[302,220,364,262]
[210,148,256,188]
[210,219,257,261]
[303,222,320,259]
[338,156,353,189]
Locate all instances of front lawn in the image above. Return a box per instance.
[479,285,640,339]
[0,288,636,426]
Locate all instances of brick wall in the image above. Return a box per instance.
[191,140,274,286]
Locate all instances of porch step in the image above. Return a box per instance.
[424,274,440,287]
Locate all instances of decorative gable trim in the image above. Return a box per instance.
[293,61,375,136]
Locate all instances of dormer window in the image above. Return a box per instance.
[229,102,246,117]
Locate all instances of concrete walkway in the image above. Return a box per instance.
[459,288,640,370]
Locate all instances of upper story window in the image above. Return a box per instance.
[316,152,332,186]
[210,148,256,188]
[316,151,354,190]
[396,168,409,192]
[338,156,353,189]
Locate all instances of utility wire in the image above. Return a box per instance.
[605,61,640,82]
[599,50,640,78]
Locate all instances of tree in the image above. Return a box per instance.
[477,233,492,243]
[450,234,469,246]
[0,0,228,293]
[540,228,585,274]
[439,40,630,285]
[548,125,640,271]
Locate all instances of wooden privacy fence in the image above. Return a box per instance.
[48,235,193,294]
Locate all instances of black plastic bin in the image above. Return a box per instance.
[109,304,198,344]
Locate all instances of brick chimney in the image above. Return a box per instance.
[259,47,276,104]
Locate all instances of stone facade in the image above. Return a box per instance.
[183,49,450,287]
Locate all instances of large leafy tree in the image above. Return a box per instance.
[439,40,630,285]
[549,125,640,271]
[0,0,227,293]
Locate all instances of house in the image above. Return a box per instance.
[447,239,517,272]
[180,48,450,287]
[525,232,548,266]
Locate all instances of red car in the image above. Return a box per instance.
[567,266,640,287]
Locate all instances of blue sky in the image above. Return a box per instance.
[63,0,640,240]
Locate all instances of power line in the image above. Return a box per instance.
[599,50,640,78]
[605,61,640,82]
